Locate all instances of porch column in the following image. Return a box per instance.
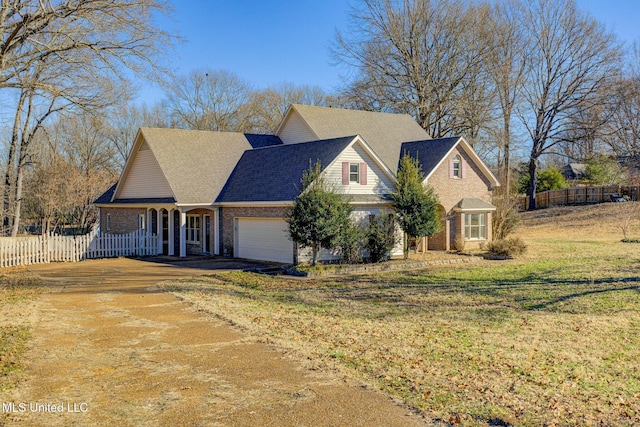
[445,218,451,251]
[179,208,187,258]
[146,209,152,234]
[202,214,207,254]
[168,208,175,256]
[156,208,162,255]
[213,209,220,255]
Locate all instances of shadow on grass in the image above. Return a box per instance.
[170,269,640,320]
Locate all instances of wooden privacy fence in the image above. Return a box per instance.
[0,229,158,268]
[521,185,640,210]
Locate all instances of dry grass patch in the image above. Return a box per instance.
[0,269,44,391]
[166,204,640,426]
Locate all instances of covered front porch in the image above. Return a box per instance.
[143,206,219,257]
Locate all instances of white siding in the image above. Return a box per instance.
[324,143,394,194]
[277,112,317,144]
[119,148,174,199]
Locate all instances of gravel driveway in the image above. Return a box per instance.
[1,257,426,426]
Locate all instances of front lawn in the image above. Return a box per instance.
[166,204,640,426]
[0,270,43,391]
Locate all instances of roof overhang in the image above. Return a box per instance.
[453,197,497,212]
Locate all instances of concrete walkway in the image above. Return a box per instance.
[2,258,427,426]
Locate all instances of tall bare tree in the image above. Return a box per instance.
[332,0,494,138]
[1,0,172,90]
[164,69,253,132]
[1,0,173,235]
[485,0,529,193]
[517,0,621,209]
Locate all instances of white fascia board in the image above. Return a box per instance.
[217,201,294,208]
[95,202,177,209]
[453,206,497,212]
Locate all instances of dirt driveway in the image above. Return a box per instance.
[1,258,426,426]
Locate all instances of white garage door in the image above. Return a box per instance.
[236,218,293,264]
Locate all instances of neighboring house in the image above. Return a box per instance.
[561,163,587,182]
[95,104,500,263]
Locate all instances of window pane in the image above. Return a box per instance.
[349,163,359,182]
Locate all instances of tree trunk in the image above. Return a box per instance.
[11,164,23,237]
[527,157,538,211]
[311,242,318,266]
[502,119,511,195]
[403,233,410,260]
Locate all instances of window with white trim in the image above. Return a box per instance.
[465,213,487,240]
[106,213,111,232]
[349,163,360,183]
[452,155,462,178]
[187,215,200,243]
[138,213,146,231]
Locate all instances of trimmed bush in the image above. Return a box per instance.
[367,213,397,263]
[484,237,527,258]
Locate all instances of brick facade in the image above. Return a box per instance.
[220,206,289,257]
[99,207,145,234]
[427,147,495,250]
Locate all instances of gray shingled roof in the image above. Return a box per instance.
[400,137,461,176]
[217,136,356,203]
[118,128,282,204]
[456,198,496,210]
[94,183,117,204]
[289,104,430,174]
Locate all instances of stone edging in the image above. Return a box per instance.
[286,256,481,277]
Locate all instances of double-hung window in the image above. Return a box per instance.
[452,155,462,178]
[465,213,486,240]
[187,215,200,243]
[349,163,360,183]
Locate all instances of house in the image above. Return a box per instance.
[561,163,587,182]
[95,104,500,263]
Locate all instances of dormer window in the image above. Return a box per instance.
[452,155,461,178]
[349,163,360,183]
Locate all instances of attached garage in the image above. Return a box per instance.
[235,218,294,264]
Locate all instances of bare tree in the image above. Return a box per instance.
[23,114,118,234]
[332,0,494,138]
[246,83,333,133]
[1,0,172,90]
[602,74,640,159]
[485,0,529,194]
[1,0,173,234]
[517,0,621,210]
[164,69,253,132]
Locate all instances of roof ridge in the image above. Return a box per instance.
[292,103,415,119]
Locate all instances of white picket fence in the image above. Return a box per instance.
[0,229,159,268]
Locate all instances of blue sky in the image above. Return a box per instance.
[139,0,640,103]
